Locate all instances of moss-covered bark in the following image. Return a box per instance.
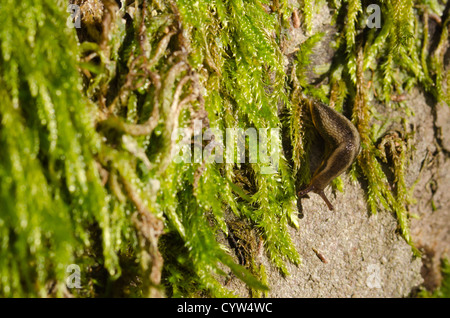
[0,0,448,297]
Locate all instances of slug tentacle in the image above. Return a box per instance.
[298,100,361,211]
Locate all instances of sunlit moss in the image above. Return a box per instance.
[1,0,447,297]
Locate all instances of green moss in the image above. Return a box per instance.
[418,258,450,298]
[0,0,447,297]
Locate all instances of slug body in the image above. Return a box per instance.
[298,101,361,211]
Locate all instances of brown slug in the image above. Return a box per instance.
[298,100,361,211]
